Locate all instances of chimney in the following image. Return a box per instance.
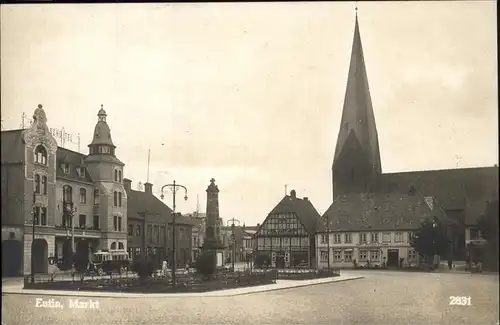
[144,182,153,195]
[290,189,296,199]
[123,178,132,191]
[303,197,308,201]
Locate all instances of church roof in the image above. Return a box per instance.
[268,193,322,234]
[333,14,381,174]
[319,192,453,232]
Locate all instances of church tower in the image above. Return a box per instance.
[84,105,127,251]
[332,12,382,198]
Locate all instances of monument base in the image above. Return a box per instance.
[201,240,226,269]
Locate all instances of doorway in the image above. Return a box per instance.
[32,239,48,274]
[387,249,399,268]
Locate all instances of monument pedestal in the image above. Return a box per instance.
[201,240,226,269]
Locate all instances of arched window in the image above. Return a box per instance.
[94,189,100,205]
[111,242,117,250]
[79,188,87,204]
[113,191,118,206]
[118,242,124,250]
[34,145,47,165]
[118,170,122,182]
[34,174,40,193]
[42,176,47,195]
[63,185,73,203]
[114,170,118,181]
[118,192,122,207]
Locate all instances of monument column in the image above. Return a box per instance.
[201,178,226,268]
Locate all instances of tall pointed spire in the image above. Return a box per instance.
[333,12,381,174]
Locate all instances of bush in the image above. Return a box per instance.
[193,251,216,277]
[131,259,155,279]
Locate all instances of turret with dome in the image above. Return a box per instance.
[88,105,116,156]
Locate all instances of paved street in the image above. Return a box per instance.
[2,270,498,325]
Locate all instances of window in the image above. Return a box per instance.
[79,188,87,204]
[113,216,118,231]
[118,242,124,250]
[333,250,342,261]
[344,250,353,261]
[77,167,86,178]
[93,216,99,230]
[359,250,368,261]
[359,233,367,243]
[179,227,185,240]
[34,145,48,165]
[78,214,86,228]
[382,232,391,243]
[282,237,289,246]
[118,192,122,207]
[345,233,352,243]
[160,226,165,240]
[147,225,152,239]
[62,163,70,174]
[113,191,118,207]
[408,249,417,261]
[63,185,72,203]
[370,250,380,261]
[35,174,41,193]
[111,242,117,250]
[320,234,327,244]
[334,234,341,244]
[408,232,415,243]
[395,232,403,242]
[371,233,379,243]
[91,190,99,206]
[118,170,122,182]
[33,206,40,225]
[153,225,159,241]
[273,237,280,246]
[114,170,118,181]
[128,224,133,236]
[41,207,47,225]
[167,227,172,239]
[118,217,122,231]
[42,176,47,195]
[136,225,141,236]
[320,250,328,262]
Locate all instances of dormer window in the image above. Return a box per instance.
[34,145,47,165]
[98,146,110,154]
[77,167,86,178]
[61,163,70,174]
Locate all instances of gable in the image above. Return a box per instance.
[256,212,308,236]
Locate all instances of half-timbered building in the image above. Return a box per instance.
[255,189,321,268]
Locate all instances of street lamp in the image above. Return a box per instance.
[63,201,77,260]
[30,190,36,283]
[160,180,188,285]
[226,218,241,271]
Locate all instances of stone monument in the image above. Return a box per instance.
[201,178,226,269]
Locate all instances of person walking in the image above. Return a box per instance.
[447,258,453,270]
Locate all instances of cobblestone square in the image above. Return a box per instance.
[2,271,498,325]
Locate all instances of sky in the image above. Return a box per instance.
[1,2,498,226]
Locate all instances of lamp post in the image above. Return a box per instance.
[63,201,77,258]
[160,180,188,285]
[31,190,36,283]
[226,218,241,271]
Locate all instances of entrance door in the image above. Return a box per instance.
[32,239,48,274]
[2,239,22,277]
[387,249,399,268]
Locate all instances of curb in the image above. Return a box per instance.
[228,276,365,297]
[1,276,364,298]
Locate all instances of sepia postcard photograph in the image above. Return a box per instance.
[1,2,498,325]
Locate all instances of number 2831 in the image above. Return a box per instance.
[449,296,472,306]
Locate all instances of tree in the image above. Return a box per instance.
[476,200,499,271]
[411,218,450,262]
[254,252,270,269]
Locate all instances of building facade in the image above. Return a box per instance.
[316,193,457,269]
[325,13,498,264]
[255,190,321,268]
[1,104,127,276]
[183,212,205,262]
[125,179,196,268]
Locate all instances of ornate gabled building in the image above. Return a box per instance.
[320,12,498,267]
[1,104,128,276]
[255,189,322,268]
